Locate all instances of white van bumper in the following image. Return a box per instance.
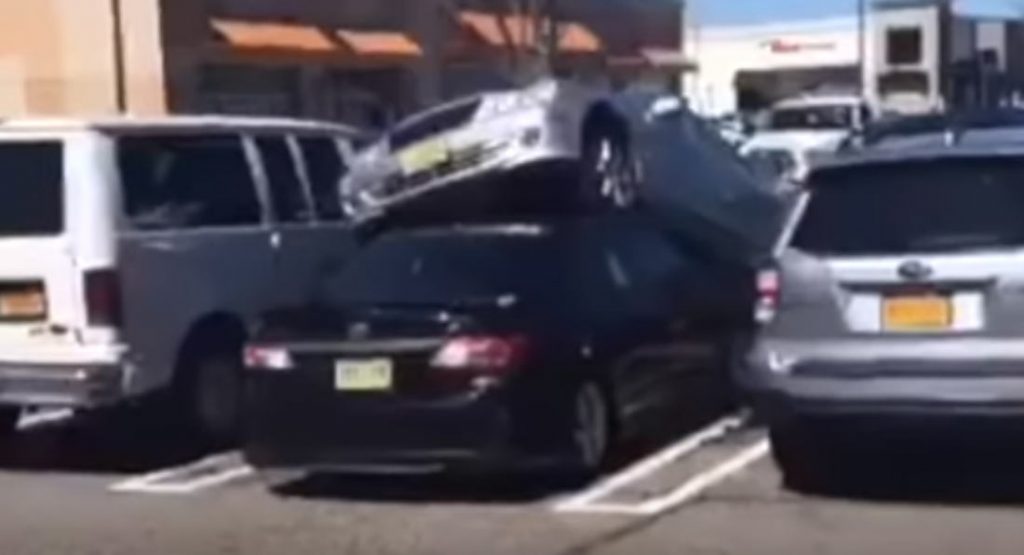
[0,344,129,407]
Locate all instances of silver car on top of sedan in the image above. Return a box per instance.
[340,79,633,219]
[341,79,784,268]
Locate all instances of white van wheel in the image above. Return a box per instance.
[190,352,242,445]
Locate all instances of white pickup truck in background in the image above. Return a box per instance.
[741,94,873,183]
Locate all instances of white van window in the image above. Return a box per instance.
[0,142,63,236]
[299,137,346,221]
[255,137,312,223]
[119,134,261,230]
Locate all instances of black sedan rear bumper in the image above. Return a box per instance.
[242,374,567,474]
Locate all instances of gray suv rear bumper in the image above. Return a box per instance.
[738,338,1024,419]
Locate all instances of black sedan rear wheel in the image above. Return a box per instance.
[563,380,613,479]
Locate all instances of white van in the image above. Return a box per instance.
[0,116,360,440]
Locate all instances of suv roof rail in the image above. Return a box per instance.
[841,108,1024,151]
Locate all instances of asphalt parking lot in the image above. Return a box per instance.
[5,399,1024,555]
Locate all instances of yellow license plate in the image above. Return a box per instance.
[335,359,394,392]
[883,296,952,331]
[0,290,45,318]
[398,139,449,175]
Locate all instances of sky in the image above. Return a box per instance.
[691,0,1020,26]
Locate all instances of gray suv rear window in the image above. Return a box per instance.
[795,158,1024,255]
[0,142,63,236]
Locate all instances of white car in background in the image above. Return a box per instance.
[741,95,872,182]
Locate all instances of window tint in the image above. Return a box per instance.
[256,137,310,223]
[388,98,481,150]
[325,227,559,305]
[119,135,260,230]
[769,106,853,130]
[299,138,346,221]
[795,158,1024,256]
[0,143,63,236]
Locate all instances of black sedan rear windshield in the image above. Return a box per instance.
[325,227,561,306]
[794,157,1024,256]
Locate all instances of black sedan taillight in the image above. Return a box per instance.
[430,335,531,377]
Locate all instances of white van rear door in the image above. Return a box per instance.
[0,136,95,347]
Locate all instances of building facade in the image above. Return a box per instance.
[684,0,1024,117]
[0,0,684,127]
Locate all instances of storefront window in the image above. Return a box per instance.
[198,64,301,116]
[886,27,923,66]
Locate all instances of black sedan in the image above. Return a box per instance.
[242,213,754,482]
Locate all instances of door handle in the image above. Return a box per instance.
[270,232,282,250]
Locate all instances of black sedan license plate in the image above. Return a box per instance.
[334,359,394,392]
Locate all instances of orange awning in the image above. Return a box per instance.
[458,11,602,54]
[211,19,337,53]
[557,23,602,53]
[610,48,696,72]
[335,30,422,58]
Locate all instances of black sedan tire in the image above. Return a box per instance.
[559,380,614,481]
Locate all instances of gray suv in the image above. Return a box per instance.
[737,126,1024,487]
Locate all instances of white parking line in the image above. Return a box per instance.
[553,412,748,512]
[556,438,770,517]
[109,452,254,495]
[18,409,74,430]
[631,439,771,515]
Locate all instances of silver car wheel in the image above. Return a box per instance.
[588,134,638,209]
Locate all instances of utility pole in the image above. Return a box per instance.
[536,0,560,77]
[111,0,127,113]
[857,0,867,99]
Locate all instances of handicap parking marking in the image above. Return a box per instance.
[109,452,255,495]
[553,411,770,517]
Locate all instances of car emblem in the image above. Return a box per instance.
[347,322,371,340]
[898,260,933,281]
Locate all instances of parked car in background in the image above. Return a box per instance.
[741,94,872,182]
[709,112,753,148]
[736,122,1024,490]
[243,213,754,482]
[0,116,359,441]
[342,79,784,269]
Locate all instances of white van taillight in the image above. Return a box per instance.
[755,267,781,324]
[85,269,123,328]
[431,335,531,375]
